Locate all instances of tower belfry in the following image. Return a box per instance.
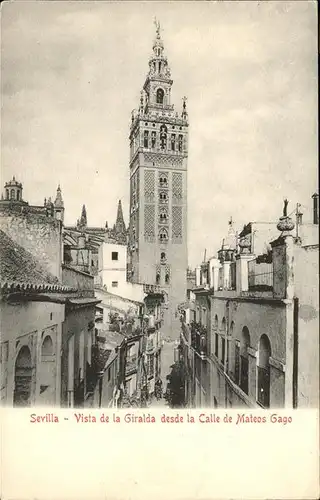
[128,23,189,339]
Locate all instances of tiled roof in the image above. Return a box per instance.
[0,229,65,290]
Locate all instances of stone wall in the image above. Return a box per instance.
[0,211,62,279]
[62,265,94,297]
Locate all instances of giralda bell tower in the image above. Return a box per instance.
[128,21,188,339]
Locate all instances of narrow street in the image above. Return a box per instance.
[149,340,176,408]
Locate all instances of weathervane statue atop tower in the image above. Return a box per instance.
[154,17,161,38]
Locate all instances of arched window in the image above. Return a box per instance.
[151,131,156,148]
[41,335,54,357]
[165,273,170,284]
[156,88,164,104]
[171,134,176,151]
[159,191,168,203]
[16,191,20,201]
[214,315,218,330]
[6,189,9,200]
[240,327,250,394]
[178,134,183,152]
[257,334,271,408]
[144,130,149,148]
[160,252,166,264]
[156,272,161,284]
[221,317,226,334]
[159,174,168,187]
[160,125,167,150]
[10,189,15,200]
[159,228,168,242]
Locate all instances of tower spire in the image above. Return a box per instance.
[54,184,64,208]
[78,204,87,229]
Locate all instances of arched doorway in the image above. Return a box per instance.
[14,345,32,407]
[257,334,271,408]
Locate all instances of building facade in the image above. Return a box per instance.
[180,196,319,409]
[128,23,189,340]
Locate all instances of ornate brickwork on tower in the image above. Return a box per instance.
[128,21,188,339]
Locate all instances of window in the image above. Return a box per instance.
[156,273,160,284]
[41,335,54,357]
[159,175,168,187]
[221,337,225,365]
[165,273,170,284]
[6,189,9,200]
[144,130,149,148]
[215,333,219,357]
[214,315,218,330]
[159,228,168,242]
[17,191,20,201]
[257,335,271,408]
[159,192,168,202]
[112,281,118,288]
[221,317,226,334]
[234,341,240,385]
[160,125,167,150]
[156,88,164,104]
[178,134,183,152]
[10,189,15,200]
[240,327,250,395]
[171,134,176,151]
[151,131,156,148]
[160,252,166,262]
[112,252,118,261]
[159,210,168,224]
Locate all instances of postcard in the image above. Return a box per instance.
[0,1,319,499]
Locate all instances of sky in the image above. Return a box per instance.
[1,0,318,267]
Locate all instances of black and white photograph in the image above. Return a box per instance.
[0,1,319,498]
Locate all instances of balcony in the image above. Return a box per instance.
[190,321,208,359]
[143,284,161,294]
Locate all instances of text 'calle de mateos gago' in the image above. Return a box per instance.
[30,412,293,425]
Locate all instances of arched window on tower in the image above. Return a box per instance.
[240,327,250,395]
[144,130,149,148]
[159,210,168,224]
[159,228,168,242]
[171,134,176,151]
[10,189,15,200]
[6,189,9,200]
[151,131,156,149]
[159,192,168,203]
[178,134,183,152]
[17,191,20,201]
[160,125,167,150]
[165,272,170,284]
[257,334,271,408]
[156,272,161,284]
[156,88,164,104]
[159,174,168,188]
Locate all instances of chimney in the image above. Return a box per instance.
[312,193,319,225]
